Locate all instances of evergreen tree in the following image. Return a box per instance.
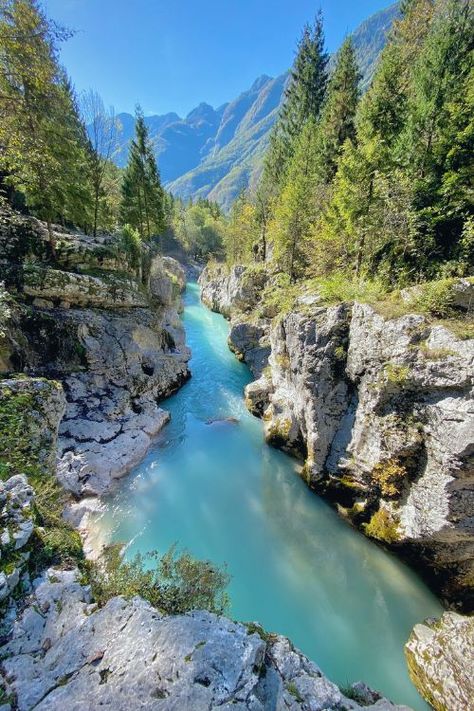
[318,0,436,281]
[398,0,474,272]
[120,107,165,240]
[262,12,329,191]
[270,119,319,281]
[313,37,361,185]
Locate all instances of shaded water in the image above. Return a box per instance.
[91,282,442,709]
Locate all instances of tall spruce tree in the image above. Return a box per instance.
[262,12,329,192]
[270,118,320,281]
[313,37,361,185]
[120,107,165,240]
[398,0,474,272]
[319,0,436,281]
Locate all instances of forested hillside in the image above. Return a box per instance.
[108,3,400,210]
[216,0,473,289]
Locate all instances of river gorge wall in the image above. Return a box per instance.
[199,264,474,614]
[0,211,414,710]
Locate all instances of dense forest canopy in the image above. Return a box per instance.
[0,0,472,289]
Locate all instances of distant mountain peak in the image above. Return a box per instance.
[186,102,217,122]
[250,75,273,92]
[105,3,399,210]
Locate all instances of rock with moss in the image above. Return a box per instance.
[405,612,474,710]
[1,211,191,497]
[0,475,34,602]
[199,264,268,317]
[0,567,408,711]
[22,266,148,309]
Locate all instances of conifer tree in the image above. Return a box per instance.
[120,107,165,240]
[262,12,329,192]
[313,37,361,185]
[398,0,474,271]
[270,119,319,281]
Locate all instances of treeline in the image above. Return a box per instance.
[0,0,169,258]
[226,0,473,287]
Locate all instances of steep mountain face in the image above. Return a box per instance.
[110,3,399,209]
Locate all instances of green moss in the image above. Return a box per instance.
[371,459,407,497]
[384,363,410,385]
[363,508,400,544]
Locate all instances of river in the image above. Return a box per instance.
[90,282,443,710]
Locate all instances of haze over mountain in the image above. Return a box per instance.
[111,3,399,210]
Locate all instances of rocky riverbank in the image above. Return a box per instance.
[199,263,474,711]
[0,210,411,710]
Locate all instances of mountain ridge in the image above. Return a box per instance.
[109,3,400,210]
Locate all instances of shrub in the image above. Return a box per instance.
[384,363,410,385]
[406,278,456,318]
[118,224,142,273]
[89,544,230,616]
[312,273,387,304]
[372,459,406,497]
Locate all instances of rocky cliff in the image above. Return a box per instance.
[0,208,190,497]
[1,565,408,711]
[405,612,474,711]
[0,314,408,710]
[199,265,474,614]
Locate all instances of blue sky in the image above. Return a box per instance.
[43,0,392,118]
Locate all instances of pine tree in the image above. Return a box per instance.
[262,12,329,192]
[120,107,165,240]
[398,0,474,272]
[313,37,361,185]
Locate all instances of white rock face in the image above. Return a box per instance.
[199,267,474,609]
[1,214,191,497]
[23,266,148,308]
[405,612,474,711]
[0,475,34,602]
[0,569,408,711]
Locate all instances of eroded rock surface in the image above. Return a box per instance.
[199,266,474,609]
[0,568,408,711]
[405,612,474,711]
[1,209,190,496]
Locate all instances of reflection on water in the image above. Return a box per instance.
[90,283,442,710]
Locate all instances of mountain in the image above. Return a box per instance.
[109,3,399,210]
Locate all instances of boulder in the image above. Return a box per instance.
[405,612,474,710]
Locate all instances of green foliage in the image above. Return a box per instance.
[0,381,85,574]
[263,12,328,192]
[118,224,142,273]
[364,507,400,543]
[384,363,411,385]
[170,197,225,260]
[0,1,94,241]
[89,544,230,616]
[120,106,166,240]
[313,273,387,304]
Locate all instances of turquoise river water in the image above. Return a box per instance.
[91,282,443,709]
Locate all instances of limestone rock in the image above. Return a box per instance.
[0,569,408,711]
[0,475,34,601]
[23,266,148,309]
[199,264,268,317]
[199,266,474,609]
[405,612,474,710]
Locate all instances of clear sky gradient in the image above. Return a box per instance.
[42,0,392,118]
